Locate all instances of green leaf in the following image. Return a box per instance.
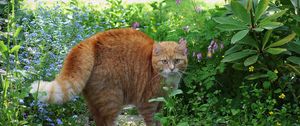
[268,32,296,48]
[225,45,243,56]
[222,49,257,62]
[216,24,248,31]
[169,89,183,97]
[177,122,189,126]
[237,35,259,49]
[292,15,300,22]
[244,55,259,66]
[263,81,271,89]
[287,56,300,65]
[231,30,249,44]
[231,109,240,115]
[262,30,273,50]
[267,71,278,81]
[231,1,251,24]
[259,21,283,29]
[245,73,268,80]
[13,27,22,38]
[149,97,166,103]
[274,89,281,93]
[10,45,21,53]
[255,0,270,22]
[232,63,244,71]
[254,28,264,32]
[286,42,300,54]
[261,10,287,23]
[213,16,246,25]
[266,48,287,55]
[0,41,8,52]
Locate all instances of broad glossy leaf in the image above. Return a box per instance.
[254,28,264,32]
[231,1,251,24]
[237,35,259,49]
[224,44,243,56]
[255,0,270,22]
[245,73,268,80]
[260,21,283,29]
[261,10,287,23]
[266,48,287,55]
[268,32,296,48]
[262,30,272,49]
[216,24,248,31]
[286,42,300,54]
[213,16,246,26]
[244,55,259,66]
[231,30,249,44]
[287,56,300,65]
[222,49,257,62]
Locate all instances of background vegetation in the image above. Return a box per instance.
[0,0,299,125]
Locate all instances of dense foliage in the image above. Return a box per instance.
[0,0,299,125]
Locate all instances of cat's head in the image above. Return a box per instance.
[152,41,188,79]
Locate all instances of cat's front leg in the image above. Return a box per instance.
[137,102,161,126]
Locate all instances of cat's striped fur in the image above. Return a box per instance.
[30,28,188,126]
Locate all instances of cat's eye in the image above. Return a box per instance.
[174,59,181,64]
[161,60,168,64]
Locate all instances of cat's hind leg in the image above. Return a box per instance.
[85,90,123,126]
[137,102,160,126]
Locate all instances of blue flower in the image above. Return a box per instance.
[56,119,63,125]
[24,66,30,70]
[19,99,24,104]
[46,117,53,122]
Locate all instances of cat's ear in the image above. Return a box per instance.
[153,43,162,55]
[178,38,187,48]
[177,39,188,55]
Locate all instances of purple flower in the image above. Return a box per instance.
[131,22,140,29]
[22,113,28,119]
[176,0,182,5]
[197,53,202,62]
[220,42,224,49]
[208,39,218,54]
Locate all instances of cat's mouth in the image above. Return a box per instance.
[160,71,181,78]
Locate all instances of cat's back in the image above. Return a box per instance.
[93,28,154,47]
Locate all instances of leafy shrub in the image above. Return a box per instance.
[1,0,300,125]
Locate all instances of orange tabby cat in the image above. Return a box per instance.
[30,28,188,126]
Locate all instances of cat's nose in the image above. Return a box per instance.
[169,64,175,71]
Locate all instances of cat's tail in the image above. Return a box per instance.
[30,38,96,104]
